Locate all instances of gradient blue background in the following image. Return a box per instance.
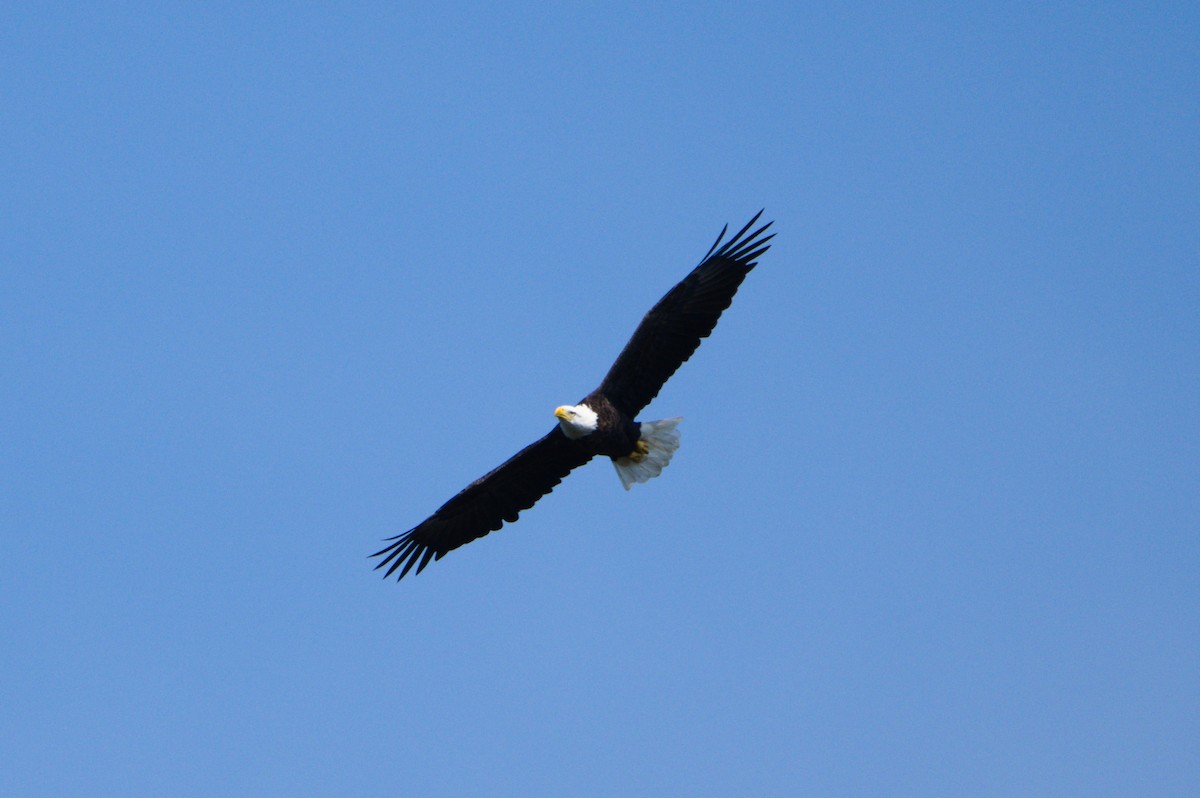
[3,3,1197,795]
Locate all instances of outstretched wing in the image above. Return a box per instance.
[597,211,774,417]
[372,429,593,580]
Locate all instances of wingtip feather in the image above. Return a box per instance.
[707,211,774,264]
[702,223,729,260]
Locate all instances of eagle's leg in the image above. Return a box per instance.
[611,417,682,490]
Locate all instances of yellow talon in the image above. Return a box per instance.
[628,440,651,462]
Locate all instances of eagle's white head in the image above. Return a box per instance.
[554,403,599,439]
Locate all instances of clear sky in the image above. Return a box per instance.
[3,3,1197,796]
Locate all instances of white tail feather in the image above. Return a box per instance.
[612,418,683,490]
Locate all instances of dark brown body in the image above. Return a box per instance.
[579,392,642,460]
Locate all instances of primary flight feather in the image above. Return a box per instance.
[372,211,774,581]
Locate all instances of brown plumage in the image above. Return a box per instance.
[372,212,774,581]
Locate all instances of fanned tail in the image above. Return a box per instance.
[612,418,683,490]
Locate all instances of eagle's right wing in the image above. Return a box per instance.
[372,429,593,580]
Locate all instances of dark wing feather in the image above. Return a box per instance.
[597,211,774,417]
[372,429,593,580]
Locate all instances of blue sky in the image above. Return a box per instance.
[3,3,1197,795]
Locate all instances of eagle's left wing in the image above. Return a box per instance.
[372,429,593,580]
[596,212,773,418]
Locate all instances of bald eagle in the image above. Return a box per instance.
[373,211,774,580]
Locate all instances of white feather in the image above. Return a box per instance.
[612,417,683,490]
[555,403,599,439]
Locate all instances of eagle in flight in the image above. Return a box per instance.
[373,211,774,581]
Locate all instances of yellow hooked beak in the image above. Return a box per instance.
[554,406,573,421]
